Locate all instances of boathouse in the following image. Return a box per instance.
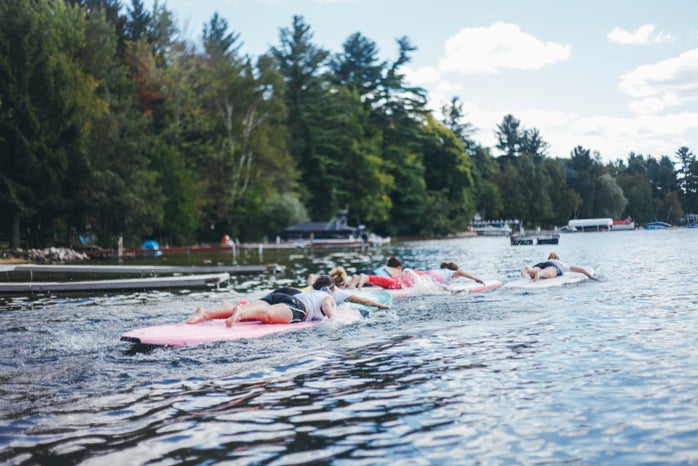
[282,210,364,241]
[568,218,613,232]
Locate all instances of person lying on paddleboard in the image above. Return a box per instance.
[343,256,403,288]
[521,252,595,281]
[305,267,390,309]
[356,262,485,290]
[186,275,339,327]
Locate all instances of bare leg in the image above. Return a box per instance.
[346,275,360,289]
[224,301,294,327]
[522,267,540,279]
[357,273,369,290]
[187,303,237,324]
[307,273,317,287]
[537,266,559,280]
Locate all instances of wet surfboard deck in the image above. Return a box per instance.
[505,271,591,289]
[387,279,503,298]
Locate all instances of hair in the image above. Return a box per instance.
[548,252,560,260]
[330,267,348,287]
[312,274,335,290]
[387,256,402,268]
[440,262,459,271]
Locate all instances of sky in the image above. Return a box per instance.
[146,0,698,163]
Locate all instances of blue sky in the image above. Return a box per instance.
[148,0,698,163]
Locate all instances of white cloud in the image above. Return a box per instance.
[620,48,698,112]
[403,65,441,85]
[448,102,698,160]
[628,97,665,114]
[437,22,571,75]
[607,24,673,44]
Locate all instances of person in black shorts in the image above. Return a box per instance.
[186,275,338,327]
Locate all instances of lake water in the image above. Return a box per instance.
[1,229,697,465]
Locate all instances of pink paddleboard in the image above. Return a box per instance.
[447,279,503,293]
[121,307,361,347]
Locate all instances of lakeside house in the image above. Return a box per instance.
[282,210,390,247]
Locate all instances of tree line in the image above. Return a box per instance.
[1,0,697,249]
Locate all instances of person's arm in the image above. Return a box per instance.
[346,294,389,309]
[570,265,595,279]
[321,296,337,318]
[453,270,485,284]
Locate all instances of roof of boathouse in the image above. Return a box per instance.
[283,210,363,237]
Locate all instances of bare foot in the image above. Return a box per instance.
[357,274,369,290]
[307,273,317,287]
[186,306,206,324]
[346,275,359,289]
[521,267,530,278]
[225,305,243,327]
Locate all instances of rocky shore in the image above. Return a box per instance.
[0,247,92,263]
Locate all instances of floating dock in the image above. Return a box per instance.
[0,263,282,294]
[11,264,282,275]
[0,273,230,293]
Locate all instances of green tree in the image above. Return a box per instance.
[330,32,383,100]
[565,145,603,218]
[517,153,554,225]
[421,114,474,232]
[616,171,653,223]
[495,161,526,221]
[519,128,549,159]
[470,146,503,220]
[0,0,96,247]
[495,114,521,159]
[270,15,331,219]
[676,146,698,213]
[441,96,477,153]
[373,36,430,235]
[543,158,580,226]
[594,173,627,218]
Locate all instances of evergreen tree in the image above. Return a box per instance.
[676,146,698,213]
[495,114,521,159]
[0,0,95,247]
[421,114,475,233]
[470,146,503,220]
[270,15,332,219]
[594,173,627,218]
[330,32,383,100]
[441,96,477,153]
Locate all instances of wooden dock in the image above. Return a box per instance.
[0,263,283,294]
[10,264,282,275]
[0,273,230,293]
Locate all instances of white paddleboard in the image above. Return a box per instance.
[386,279,503,298]
[505,272,591,289]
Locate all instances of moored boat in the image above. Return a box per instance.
[645,221,672,230]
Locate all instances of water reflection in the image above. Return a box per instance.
[2,231,698,464]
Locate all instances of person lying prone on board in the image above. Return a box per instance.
[355,262,485,290]
[306,267,390,309]
[186,275,340,327]
[521,252,595,281]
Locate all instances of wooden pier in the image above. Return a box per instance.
[11,264,282,275]
[0,263,283,294]
[0,273,230,293]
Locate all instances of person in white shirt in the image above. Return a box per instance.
[521,252,594,281]
[186,275,338,327]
